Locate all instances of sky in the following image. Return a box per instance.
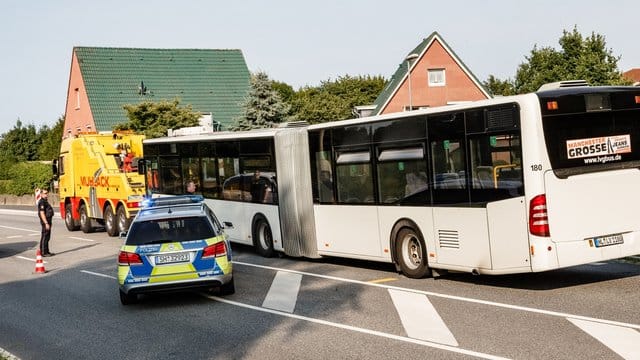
[1,0,638,134]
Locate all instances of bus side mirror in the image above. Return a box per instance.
[137,159,146,175]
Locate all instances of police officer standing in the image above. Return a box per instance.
[37,189,55,256]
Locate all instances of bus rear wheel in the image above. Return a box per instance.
[395,227,431,279]
[253,215,274,257]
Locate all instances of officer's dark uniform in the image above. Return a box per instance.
[37,192,55,256]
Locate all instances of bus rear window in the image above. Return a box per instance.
[542,110,640,177]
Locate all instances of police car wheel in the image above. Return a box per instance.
[219,278,235,296]
[119,289,138,305]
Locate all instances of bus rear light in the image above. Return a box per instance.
[635,96,640,104]
[546,101,558,110]
[118,251,142,265]
[202,242,227,258]
[529,194,550,237]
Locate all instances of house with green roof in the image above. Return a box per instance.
[63,47,250,137]
[365,32,491,117]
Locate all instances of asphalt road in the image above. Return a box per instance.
[1,207,639,359]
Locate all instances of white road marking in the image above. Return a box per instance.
[16,255,37,263]
[0,225,38,233]
[69,236,95,242]
[80,270,116,279]
[568,318,640,360]
[206,294,510,360]
[389,289,458,346]
[7,235,23,239]
[234,261,640,330]
[262,271,302,313]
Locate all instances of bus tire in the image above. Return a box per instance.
[394,227,431,279]
[65,204,79,231]
[79,203,94,233]
[252,215,274,258]
[116,205,131,234]
[104,204,118,237]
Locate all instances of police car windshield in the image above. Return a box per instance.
[126,216,215,246]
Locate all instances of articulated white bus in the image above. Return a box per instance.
[142,84,640,278]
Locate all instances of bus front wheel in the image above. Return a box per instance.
[253,215,274,258]
[395,227,431,279]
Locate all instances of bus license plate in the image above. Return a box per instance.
[156,252,190,265]
[593,234,624,248]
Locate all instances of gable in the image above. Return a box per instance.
[68,47,250,132]
[371,32,490,115]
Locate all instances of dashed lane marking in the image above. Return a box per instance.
[389,288,458,346]
[233,261,640,330]
[368,277,398,284]
[206,294,510,360]
[15,255,46,263]
[568,318,640,360]
[7,235,23,239]
[262,271,302,313]
[80,270,116,279]
[0,225,38,233]
[69,236,95,242]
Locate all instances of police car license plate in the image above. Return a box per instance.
[156,252,190,264]
[593,234,624,248]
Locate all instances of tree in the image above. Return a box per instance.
[486,27,630,95]
[37,116,64,161]
[290,75,387,124]
[514,27,629,93]
[0,119,39,162]
[483,75,515,97]
[231,72,291,131]
[115,99,201,139]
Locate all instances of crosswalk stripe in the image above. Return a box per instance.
[389,288,458,346]
[567,318,640,360]
[262,271,302,313]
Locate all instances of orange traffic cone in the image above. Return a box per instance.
[35,249,46,274]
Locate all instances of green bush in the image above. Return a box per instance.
[4,162,53,195]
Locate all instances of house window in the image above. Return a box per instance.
[75,88,80,110]
[428,69,446,87]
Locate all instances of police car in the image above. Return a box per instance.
[117,195,233,305]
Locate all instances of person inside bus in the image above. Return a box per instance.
[319,169,334,202]
[186,180,197,194]
[250,170,269,203]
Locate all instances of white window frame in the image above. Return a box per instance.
[428,69,446,87]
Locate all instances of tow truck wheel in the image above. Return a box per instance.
[104,204,118,237]
[79,203,94,233]
[116,206,131,234]
[64,205,79,231]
